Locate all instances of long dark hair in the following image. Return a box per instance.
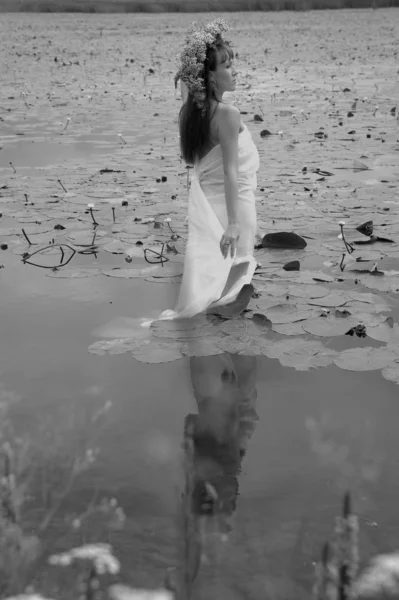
[175,40,234,166]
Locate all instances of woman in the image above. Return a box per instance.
[145,19,260,324]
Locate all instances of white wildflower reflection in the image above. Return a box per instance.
[109,584,174,600]
[353,552,399,598]
[49,543,120,575]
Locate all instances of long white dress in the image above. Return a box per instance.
[143,123,260,324]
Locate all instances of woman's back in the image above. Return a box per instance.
[197,100,244,162]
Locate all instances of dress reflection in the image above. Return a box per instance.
[185,351,258,529]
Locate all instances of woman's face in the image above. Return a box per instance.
[211,50,237,97]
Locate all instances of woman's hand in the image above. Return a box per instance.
[220,223,240,259]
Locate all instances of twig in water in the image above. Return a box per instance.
[22,228,32,245]
[9,162,16,174]
[143,243,169,267]
[112,207,116,223]
[87,204,98,226]
[58,179,67,193]
[339,222,354,254]
[22,243,76,269]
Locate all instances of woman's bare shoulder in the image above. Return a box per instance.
[213,102,240,134]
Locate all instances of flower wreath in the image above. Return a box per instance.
[174,17,230,116]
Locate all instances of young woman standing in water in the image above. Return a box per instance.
[143,18,260,325]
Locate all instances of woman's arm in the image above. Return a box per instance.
[218,103,240,225]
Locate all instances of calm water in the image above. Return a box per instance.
[2,211,399,597]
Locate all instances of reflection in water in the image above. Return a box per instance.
[173,347,259,596]
[186,352,258,524]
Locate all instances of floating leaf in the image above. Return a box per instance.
[308,292,349,307]
[131,340,183,363]
[219,318,260,337]
[180,338,224,357]
[89,338,149,356]
[272,322,306,336]
[66,230,107,245]
[260,337,338,370]
[103,239,136,254]
[46,268,100,278]
[333,346,399,371]
[261,304,316,324]
[287,284,330,299]
[353,159,369,171]
[381,364,399,385]
[102,266,157,278]
[356,220,373,236]
[349,291,387,305]
[367,318,399,343]
[148,263,184,278]
[359,274,399,292]
[302,315,357,337]
[217,334,259,355]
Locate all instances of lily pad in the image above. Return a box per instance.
[287,284,330,299]
[349,292,387,305]
[131,340,183,363]
[308,292,350,307]
[381,363,399,385]
[260,304,316,324]
[46,268,100,278]
[367,318,399,343]
[272,322,306,336]
[260,337,338,370]
[102,266,157,278]
[333,346,399,371]
[302,315,357,337]
[89,338,149,355]
[217,334,260,355]
[180,338,224,357]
